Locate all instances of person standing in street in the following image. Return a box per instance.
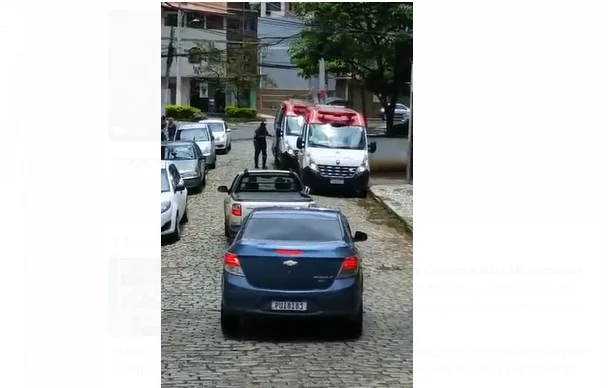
[253,121,272,169]
[166,117,177,141]
[161,115,168,141]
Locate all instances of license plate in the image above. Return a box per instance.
[330,179,344,184]
[271,301,307,311]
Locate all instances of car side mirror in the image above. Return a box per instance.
[353,231,368,242]
[217,185,229,193]
[368,141,377,154]
[175,183,186,192]
[199,155,206,161]
[303,186,311,195]
[296,137,304,149]
[226,128,232,133]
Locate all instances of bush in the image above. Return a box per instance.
[225,105,257,119]
[165,105,203,121]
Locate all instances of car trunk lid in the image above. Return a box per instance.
[234,240,351,290]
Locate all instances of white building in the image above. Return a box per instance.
[161,3,229,112]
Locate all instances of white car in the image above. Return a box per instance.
[161,162,189,242]
[176,124,217,169]
[199,119,232,154]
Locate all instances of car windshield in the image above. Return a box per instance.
[285,116,305,135]
[306,124,366,150]
[242,217,344,242]
[235,175,302,192]
[177,127,209,141]
[206,123,225,133]
[395,104,408,110]
[162,145,196,160]
[161,169,170,192]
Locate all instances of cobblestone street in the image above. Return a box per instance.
[161,133,413,387]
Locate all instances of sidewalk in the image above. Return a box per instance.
[369,183,413,232]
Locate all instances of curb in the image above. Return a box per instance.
[368,187,413,233]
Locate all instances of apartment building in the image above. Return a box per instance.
[161,2,258,112]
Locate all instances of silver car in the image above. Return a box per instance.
[176,124,217,169]
[379,103,410,122]
[161,141,207,193]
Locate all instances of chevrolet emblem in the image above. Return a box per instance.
[283,260,298,266]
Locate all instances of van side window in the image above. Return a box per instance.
[276,105,285,131]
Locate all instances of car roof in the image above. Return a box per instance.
[179,123,209,129]
[198,119,224,123]
[162,141,195,146]
[249,207,341,220]
[241,168,294,175]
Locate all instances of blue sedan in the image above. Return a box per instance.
[220,207,368,338]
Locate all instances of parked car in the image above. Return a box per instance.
[324,97,349,108]
[220,207,368,338]
[175,123,217,169]
[199,119,232,154]
[379,103,410,122]
[161,141,207,193]
[161,162,189,242]
[217,169,315,240]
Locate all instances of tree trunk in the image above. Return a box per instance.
[385,94,398,136]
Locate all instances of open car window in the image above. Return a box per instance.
[235,175,302,192]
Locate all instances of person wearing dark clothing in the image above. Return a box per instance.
[161,130,167,141]
[167,117,177,141]
[253,122,271,169]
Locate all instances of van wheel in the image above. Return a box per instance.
[357,187,368,198]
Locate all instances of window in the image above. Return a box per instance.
[162,145,196,160]
[242,217,344,242]
[227,17,242,31]
[306,124,366,150]
[285,116,305,135]
[206,14,224,30]
[176,127,210,141]
[236,175,302,192]
[267,2,282,12]
[207,123,225,133]
[161,169,171,192]
[164,12,177,27]
[186,12,204,29]
[275,106,285,130]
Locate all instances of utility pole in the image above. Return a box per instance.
[318,58,326,104]
[406,64,413,184]
[164,25,175,111]
[175,5,183,105]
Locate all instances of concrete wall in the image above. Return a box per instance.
[368,135,408,172]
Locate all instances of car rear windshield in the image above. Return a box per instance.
[207,123,225,133]
[176,127,209,141]
[236,175,302,192]
[242,217,344,242]
[162,145,195,160]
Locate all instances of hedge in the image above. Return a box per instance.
[225,105,257,119]
[165,105,205,121]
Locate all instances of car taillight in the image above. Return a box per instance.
[231,204,242,217]
[337,256,359,278]
[224,252,244,276]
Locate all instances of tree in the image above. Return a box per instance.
[289,2,413,135]
[190,40,264,108]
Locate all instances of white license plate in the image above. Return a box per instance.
[330,179,344,184]
[271,301,307,311]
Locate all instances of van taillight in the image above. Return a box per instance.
[337,256,359,278]
[231,204,242,217]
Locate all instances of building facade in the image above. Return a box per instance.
[255,2,335,115]
[161,2,258,113]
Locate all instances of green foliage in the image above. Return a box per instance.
[288,2,413,133]
[165,105,204,121]
[225,105,257,119]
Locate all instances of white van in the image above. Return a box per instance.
[296,105,377,198]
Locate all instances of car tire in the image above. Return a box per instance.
[224,219,230,237]
[181,207,189,223]
[220,307,240,337]
[345,305,363,339]
[227,142,232,151]
[357,187,368,199]
[170,212,181,242]
[382,114,386,121]
[210,156,216,169]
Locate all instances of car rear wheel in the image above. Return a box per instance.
[181,207,189,223]
[224,219,230,237]
[220,307,240,337]
[344,305,363,339]
[210,156,216,169]
[170,212,181,242]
